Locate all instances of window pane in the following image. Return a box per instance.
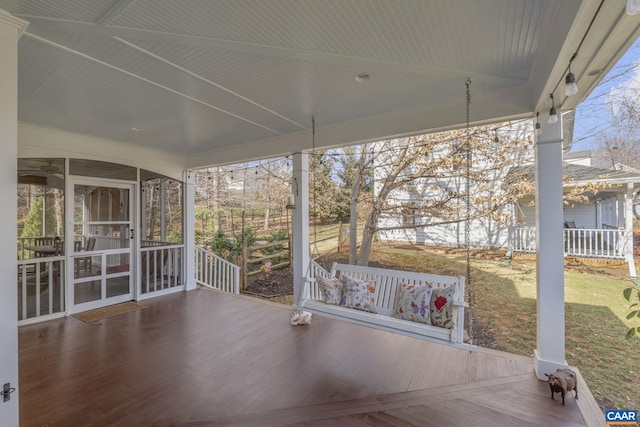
[140,170,183,245]
[74,186,130,222]
[74,280,101,304]
[17,158,65,260]
[73,225,130,251]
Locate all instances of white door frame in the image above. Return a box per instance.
[65,177,138,314]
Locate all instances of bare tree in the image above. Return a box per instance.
[350,123,534,266]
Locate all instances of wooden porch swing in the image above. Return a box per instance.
[293,80,477,352]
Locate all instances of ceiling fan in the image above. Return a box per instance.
[18,160,63,186]
[39,160,60,175]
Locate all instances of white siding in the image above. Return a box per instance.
[563,203,595,228]
[378,216,510,249]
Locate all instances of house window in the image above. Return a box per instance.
[401,205,417,227]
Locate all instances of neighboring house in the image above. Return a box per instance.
[376,125,533,250]
[378,149,639,275]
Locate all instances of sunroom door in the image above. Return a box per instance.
[68,179,135,313]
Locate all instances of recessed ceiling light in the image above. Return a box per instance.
[587,69,603,76]
[131,127,143,131]
[354,73,371,82]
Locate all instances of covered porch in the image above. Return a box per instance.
[18,289,599,426]
[1,1,640,425]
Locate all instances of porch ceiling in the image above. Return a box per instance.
[4,0,639,168]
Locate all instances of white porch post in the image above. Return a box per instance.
[0,9,28,426]
[533,111,567,380]
[184,171,197,290]
[291,153,310,305]
[625,183,637,278]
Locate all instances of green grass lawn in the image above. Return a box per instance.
[344,244,640,412]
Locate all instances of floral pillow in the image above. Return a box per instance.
[319,277,343,305]
[340,277,377,313]
[430,286,457,329]
[393,283,433,324]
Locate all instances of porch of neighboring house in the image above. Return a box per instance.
[19,289,601,427]
[509,175,638,276]
[510,224,632,259]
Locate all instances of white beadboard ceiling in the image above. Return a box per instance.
[3,0,639,168]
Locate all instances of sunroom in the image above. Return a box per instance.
[17,157,185,323]
[1,1,639,425]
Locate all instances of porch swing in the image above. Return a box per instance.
[293,80,477,352]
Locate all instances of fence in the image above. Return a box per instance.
[241,239,291,289]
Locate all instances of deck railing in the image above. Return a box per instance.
[140,244,184,294]
[195,246,240,294]
[18,256,65,322]
[510,226,629,259]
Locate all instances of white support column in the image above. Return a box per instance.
[292,153,310,306]
[625,183,637,278]
[619,193,626,228]
[533,111,567,380]
[0,9,28,426]
[184,171,197,290]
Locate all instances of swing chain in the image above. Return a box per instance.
[311,115,320,257]
[465,78,474,344]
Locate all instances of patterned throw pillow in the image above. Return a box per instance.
[319,277,343,305]
[393,283,433,324]
[340,277,377,313]
[430,286,457,329]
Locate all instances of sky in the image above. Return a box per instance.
[571,36,640,151]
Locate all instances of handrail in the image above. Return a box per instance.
[510,226,629,259]
[194,245,240,294]
[17,257,65,322]
[141,244,184,294]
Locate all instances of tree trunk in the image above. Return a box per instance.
[213,169,221,232]
[54,190,64,237]
[357,211,379,266]
[264,207,270,230]
[348,157,364,264]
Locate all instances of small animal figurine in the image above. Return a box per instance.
[545,368,578,405]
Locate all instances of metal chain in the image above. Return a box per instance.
[311,115,320,257]
[465,78,473,345]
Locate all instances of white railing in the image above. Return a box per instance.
[195,246,240,294]
[141,244,184,294]
[510,226,629,259]
[141,239,168,247]
[17,257,65,321]
[510,226,536,253]
[305,259,331,300]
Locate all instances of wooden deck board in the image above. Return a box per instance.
[19,289,591,426]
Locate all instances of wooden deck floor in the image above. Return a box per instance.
[19,289,597,426]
